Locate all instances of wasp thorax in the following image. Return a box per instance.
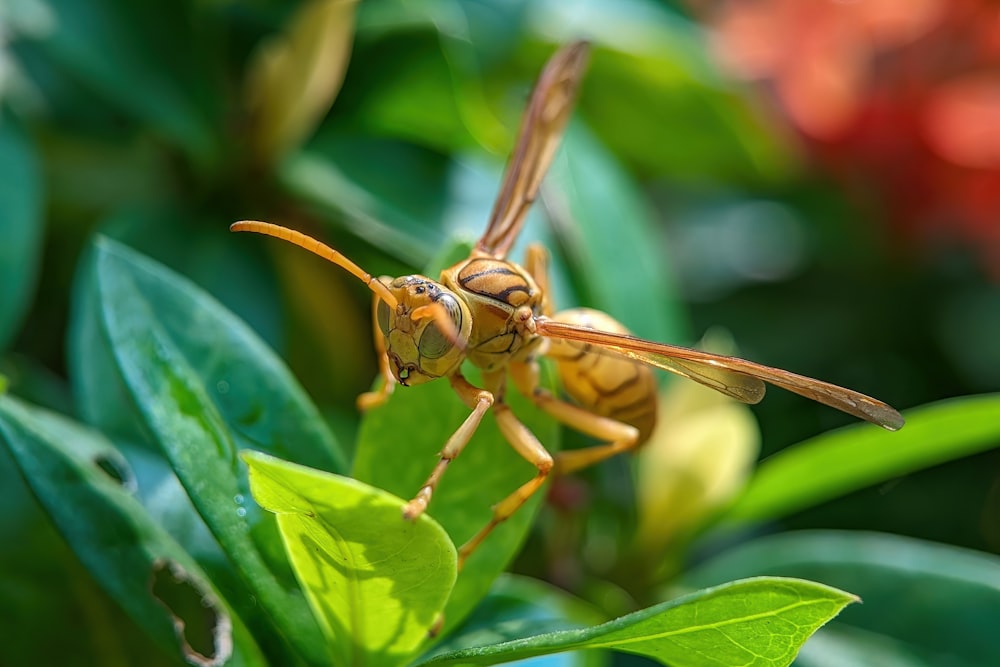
[374,275,472,386]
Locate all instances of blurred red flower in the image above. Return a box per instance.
[696,0,1000,276]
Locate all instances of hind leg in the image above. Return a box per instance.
[509,360,641,475]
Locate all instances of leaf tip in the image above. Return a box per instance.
[239,448,274,469]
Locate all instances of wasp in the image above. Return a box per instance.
[232,41,903,569]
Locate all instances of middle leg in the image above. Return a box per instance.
[456,402,554,569]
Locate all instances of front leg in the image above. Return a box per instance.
[403,372,494,520]
[357,291,396,411]
[456,402,554,569]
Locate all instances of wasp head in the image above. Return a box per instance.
[375,275,472,386]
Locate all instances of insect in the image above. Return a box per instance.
[232,40,904,569]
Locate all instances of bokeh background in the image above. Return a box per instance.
[2,0,999,664]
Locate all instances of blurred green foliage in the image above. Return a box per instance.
[1,0,999,665]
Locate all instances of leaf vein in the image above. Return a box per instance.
[588,597,829,649]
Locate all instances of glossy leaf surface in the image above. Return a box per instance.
[84,235,345,471]
[722,395,1000,523]
[419,577,855,666]
[245,450,456,667]
[548,121,686,343]
[92,238,334,664]
[0,395,265,667]
[0,118,44,349]
[685,530,1000,666]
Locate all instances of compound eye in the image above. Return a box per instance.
[417,294,463,359]
[376,299,391,336]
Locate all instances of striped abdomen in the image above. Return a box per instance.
[545,308,658,444]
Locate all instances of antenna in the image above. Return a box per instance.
[230,221,399,309]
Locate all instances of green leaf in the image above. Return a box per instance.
[0,116,44,349]
[37,0,222,167]
[549,121,687,345]
[427,574,609,667]
[540,5,792,182]
[23,129,166,217]
[418,577,856,666]
[721,395,1000,523]
[244,450,456,667]
[92,237,336,665]
[344,26,504,156]
[79,234,345,471]
[101,208,286,347]
[353,35,475,150]
[0,352,74,415]
[356,0,528,67]
[68,242,151,444]
[796,623,938,667]
[684,531,1000,666]
[0,395,266,667]
[280,135,448,265]
[353,362,560,637]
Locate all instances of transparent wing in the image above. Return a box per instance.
[535,317,905,431]
[475,41,590,259]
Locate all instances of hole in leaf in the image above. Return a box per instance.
[93,454,136,491]
[150,559,233,667]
